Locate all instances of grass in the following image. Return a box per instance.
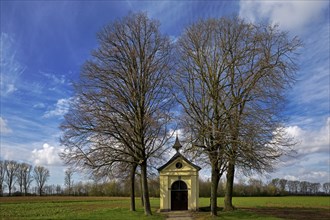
[196,196,330,219]
[199,196,330,208]
[0,196,329,219]
[0,197,163,220]
[194,209,282,220]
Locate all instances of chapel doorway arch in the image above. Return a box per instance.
[171,180,188,210]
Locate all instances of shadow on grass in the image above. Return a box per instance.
[198,206,223,212]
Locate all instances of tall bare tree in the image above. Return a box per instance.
[174,18,229,216]
[60,12,173,215]
[33,165,50,196]
[0,160,5,196]
[323,182,330,194]
[4,160,19,196]
[17,163,33,195]
[175,17,301,215]
[64,169,74,195]
[218,18,301,211]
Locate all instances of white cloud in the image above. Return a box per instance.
[269,118,330,183]
[0,33,25,96]
[285,117,329,155]
[239,1,328,33]
[0,116,12,134]
[43,97,73,118]
[31,143,63,166]
[1,142,67,186]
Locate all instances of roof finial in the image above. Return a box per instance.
[173,133,182,152]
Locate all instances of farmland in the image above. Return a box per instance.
[0,196,329,219]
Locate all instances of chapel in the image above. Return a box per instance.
[158,136,201,211]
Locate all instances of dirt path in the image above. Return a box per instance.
[165,211,193,220]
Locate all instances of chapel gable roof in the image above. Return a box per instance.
[157,152,201,172]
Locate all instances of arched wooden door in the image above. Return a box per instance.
[171,180,188,210]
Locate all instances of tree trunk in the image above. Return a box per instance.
[210,163,220,216]
[224,161,235,211]
[0,184,3,196]
[140,161,152,215]
[130,164,137,211]
[140,174,144,207]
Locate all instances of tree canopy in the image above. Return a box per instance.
[60,12,174,215]
[174,17,301,215]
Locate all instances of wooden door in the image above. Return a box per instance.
[171,180,188,210]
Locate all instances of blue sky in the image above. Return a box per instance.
[1,1,329,187]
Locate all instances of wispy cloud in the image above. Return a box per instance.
[239,0,328,33]
[239,0,329,131]
[41,71,67,85]
[33,103,46,109]
[0,33,26,96]
[43,97,74,118]
[0,116,12,134]
[0,143,32,163]
[285,22,329,129]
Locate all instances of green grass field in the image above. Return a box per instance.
[0,196,329,219]
[0,197,162,220]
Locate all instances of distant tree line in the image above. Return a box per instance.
[57,175,160,198]
[2,159,329,198]
[0,159,161,198]
[0,160,49,196]
[6,175,160,198]
[199,178,330,197]
[64,177,329,197]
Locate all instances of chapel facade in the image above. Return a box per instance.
[158,137,201,211]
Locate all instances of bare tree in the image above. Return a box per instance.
[22,164,33,196]
[174,18,229,216]
[310,183,321,194]
[56,184,62,195]
[300,181,309,194]
[60,12,173,215]
[0,160,5,196]
[287,180,296,194]
[292,180,300,194]
[4,160,19,196]
[216,18,300,210]
[279,179,288,193]
[175,17,301,214]
[33,165,50,196]
[323,182,330,194]
[64,169,74,195]
[16,163,33,195]
[17,163,24,194]
[271,178,281,194]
